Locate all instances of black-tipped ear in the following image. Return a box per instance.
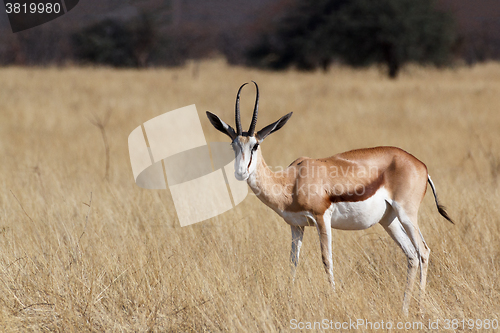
[256,112,292,142]
[206,111,237,140]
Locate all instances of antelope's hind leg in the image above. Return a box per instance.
[391,202,431,314]
[417,229,430,302]
[381,215,419,316]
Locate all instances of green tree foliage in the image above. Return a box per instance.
[247,0,456,78]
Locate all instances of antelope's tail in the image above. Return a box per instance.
[427,175,454,224]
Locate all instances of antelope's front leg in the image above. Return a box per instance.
[315,213,335,289]
[290,225,305,279]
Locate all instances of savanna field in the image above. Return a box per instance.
[0,60,499,331]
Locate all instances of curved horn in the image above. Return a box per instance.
[248,81,259,135]
[235,82,248,136]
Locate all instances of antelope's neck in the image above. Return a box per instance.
[247,149,291,212]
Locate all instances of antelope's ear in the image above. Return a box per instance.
[206,111,237,140]
[256,112,292,142]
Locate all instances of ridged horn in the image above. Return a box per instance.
[235,83,248,136]
[248,81,259,135]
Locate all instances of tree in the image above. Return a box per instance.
[247,0,342,71]
[72,19,141,67]
[247,0,456,78]
[71,1,174,67]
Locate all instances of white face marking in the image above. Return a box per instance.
[232,136,259,181]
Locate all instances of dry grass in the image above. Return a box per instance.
[0,60,499,332]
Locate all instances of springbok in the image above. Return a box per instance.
[206,82,453,315]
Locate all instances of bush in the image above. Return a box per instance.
[247,0,456,78]
[72,15,154,67]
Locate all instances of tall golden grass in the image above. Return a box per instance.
[0,60,499,331]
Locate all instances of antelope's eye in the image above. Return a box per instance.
[252,144,259,152]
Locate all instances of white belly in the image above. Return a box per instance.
[279,188,391,230]
[329,188,391,230]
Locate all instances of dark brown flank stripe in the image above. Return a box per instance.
[329,172,386,203]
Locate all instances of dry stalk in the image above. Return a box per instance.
[89,111,112,180]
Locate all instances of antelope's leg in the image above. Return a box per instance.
[290,225,305,278]
[315,211,334,289]
[382,216,418,316]
[417,229,430,302]
[391,202,431,313]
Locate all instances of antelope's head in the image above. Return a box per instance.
[206,82,292,181]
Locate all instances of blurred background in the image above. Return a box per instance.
[0,1,499,330]
[0,0,499,77]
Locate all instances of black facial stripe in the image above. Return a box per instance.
[247,143,258,171]
[247,151,253,171]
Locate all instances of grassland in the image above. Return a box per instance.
[0,60,499,331]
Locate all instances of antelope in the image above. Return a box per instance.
[206,82,453,315]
